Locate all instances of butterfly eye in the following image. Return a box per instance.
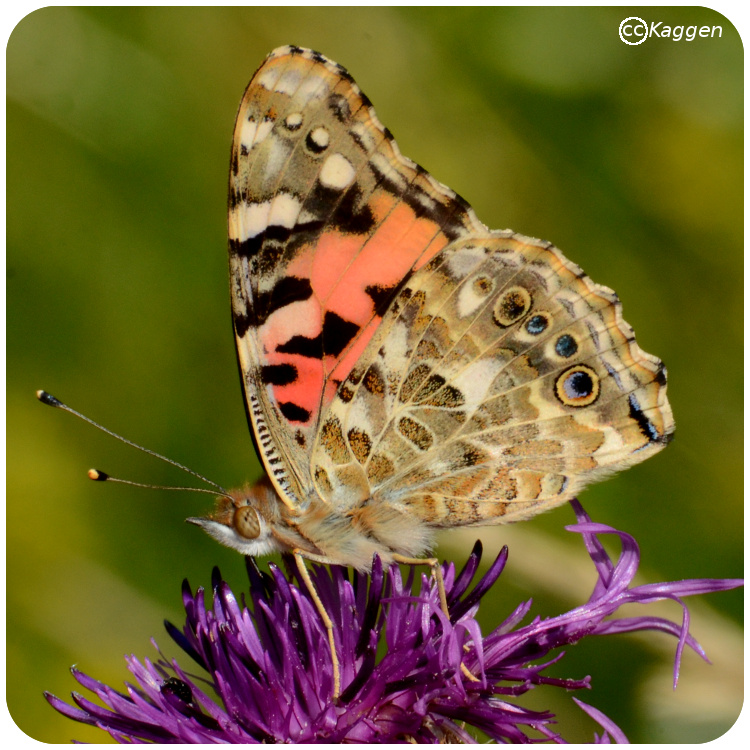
[233,506,261,539]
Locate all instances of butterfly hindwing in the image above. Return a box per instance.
[310,234,673,524]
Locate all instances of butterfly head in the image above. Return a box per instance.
[186,476,287,557]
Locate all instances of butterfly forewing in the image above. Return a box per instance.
[229,46,486,506]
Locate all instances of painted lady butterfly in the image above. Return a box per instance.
[190,45,673,578]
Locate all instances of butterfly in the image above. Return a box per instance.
[190,44,673,564]
[188,46,674,689]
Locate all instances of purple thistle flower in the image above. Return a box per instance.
[45,500,742,743]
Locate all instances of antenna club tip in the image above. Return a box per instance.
[88,469,109,481]
[37,390,62,407]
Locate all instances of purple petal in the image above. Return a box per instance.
[46,500,741,743]
[574,698,629,744]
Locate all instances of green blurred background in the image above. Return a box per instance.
[7,7,742,743]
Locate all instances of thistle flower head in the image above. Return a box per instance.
[46,501,742,742]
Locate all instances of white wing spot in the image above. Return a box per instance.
[309,126,330,150]
[451,358,503,406]
[272,68,302,95]
[457,275,495,318]
[231,201,270,241]
[257,66,283,91]
[446,245,487,277]
[268,193,302,230]
[230,194,302,241]
[240,116,274,151]
[284,112,303,130]
[319,153,356,190]
[297,76,329,103]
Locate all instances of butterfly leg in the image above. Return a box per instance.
[392,554,479,683]
[292,551,341,698]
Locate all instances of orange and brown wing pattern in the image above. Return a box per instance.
[229,46,486,505]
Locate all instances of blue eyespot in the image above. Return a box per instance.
[555,365,600,407]
[526,314,549,335]
[555,334,578,358]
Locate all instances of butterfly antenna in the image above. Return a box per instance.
[86,469,231,497]
[36,390,232,498]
